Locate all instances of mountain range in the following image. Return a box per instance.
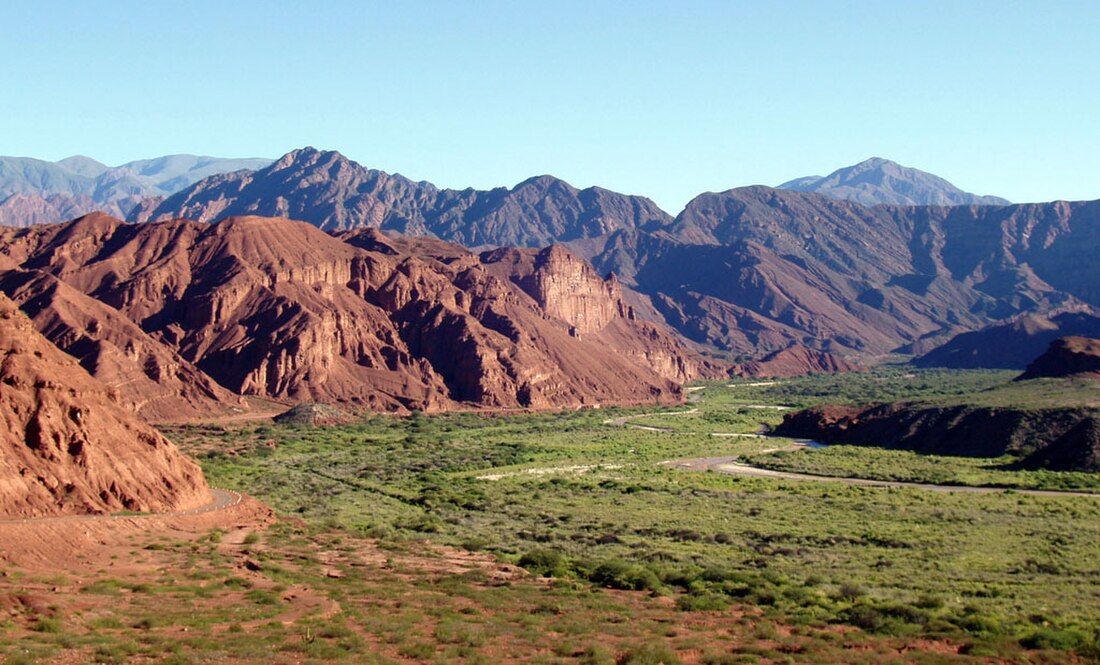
[0,213,728,416]
[3,148,1097,367]
[122,149,1098,360]
[128,147,672,247]
[0,154,272,226]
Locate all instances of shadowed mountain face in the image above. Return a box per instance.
[778,157,1009,207]
[131,148,673,247]
[774,402,1100,472]
[0,154,272,226]
[0,291,209,517]
[578,189,1100,357]
[915,312,1100,369]
[1,214,718,413]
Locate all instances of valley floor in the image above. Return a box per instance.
[3,367,1099,663]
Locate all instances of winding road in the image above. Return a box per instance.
[0,488,243,525]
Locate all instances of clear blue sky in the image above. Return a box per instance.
[3,1,1098,211]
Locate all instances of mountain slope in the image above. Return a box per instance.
[914,312,1100,369]
[132,148,673,247]
[577,188,1099,357]
[0,291,209,517]
[130,148,1099,359]
[778,157,1009,206]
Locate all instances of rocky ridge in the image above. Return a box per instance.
[1017,337,1100,381]
[1,214,720,413]
[132,148,672,248]
[774,402,1100,472]
[129,149,1100,361]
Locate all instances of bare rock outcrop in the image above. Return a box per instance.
[0,269,243,421]
[0,292,209,517]
[1017,337,1100,381]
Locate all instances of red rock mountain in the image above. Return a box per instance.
[130,148,673,247]
[0,291,209,517]
[1,214,719,413]
[1017,337,1100,381]
[732,345,862,379]
[0,269,243,421]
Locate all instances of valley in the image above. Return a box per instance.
[9,368,1097,662]
[7,4,1098,662]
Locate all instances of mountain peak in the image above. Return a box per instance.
[778,158,1009,207]
[273,146,348,170]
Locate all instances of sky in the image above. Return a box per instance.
[2,1,1098,212]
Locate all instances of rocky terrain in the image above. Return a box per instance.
[915,312,1100,369]
[1017,336,1100,381]
[0,291,209,517]
[777,157,1009,206]
[0,269,243,421]
[774,402,1100,472]
[132,148,672,247]
[0,213,721,414]
[731,345,861,379]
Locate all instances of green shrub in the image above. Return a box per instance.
[617,641,682,665]
[518,548,569,577]
[589,559,662,592]
[1020,627,1092,651]
[676,592,730,611]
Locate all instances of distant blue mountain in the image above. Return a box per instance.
[778,157,1009,206]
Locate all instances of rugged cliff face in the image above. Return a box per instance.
[0,292,209,517]
[0,269,243,421]
[774,402,1100,472]
[1017,337,1100,381]
[1,215,716,414]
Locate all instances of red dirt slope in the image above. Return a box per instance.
[0,292,209,517]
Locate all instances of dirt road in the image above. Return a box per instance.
[662,457,1100,498]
